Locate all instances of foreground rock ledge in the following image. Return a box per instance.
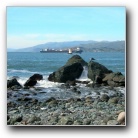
[102,72,125,87]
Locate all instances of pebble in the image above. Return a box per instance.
[107,120,119,125]
[7,85,125,126]
[117,111,125,124]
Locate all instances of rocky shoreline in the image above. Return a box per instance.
[7,55,125,126]
[7,83,125,126]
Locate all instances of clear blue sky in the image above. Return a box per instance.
[7,7,126,49]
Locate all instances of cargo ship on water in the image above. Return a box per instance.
[40,47,83,54]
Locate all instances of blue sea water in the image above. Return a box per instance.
[7,52,125,99]
[7,52,125,79]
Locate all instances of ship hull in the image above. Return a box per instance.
[40,51,68,53]
[40,50,83,53]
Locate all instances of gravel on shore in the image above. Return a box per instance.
[7,84,125,126]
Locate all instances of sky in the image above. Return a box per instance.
[7,7,126,49]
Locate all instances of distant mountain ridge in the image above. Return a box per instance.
[7,40,125,52]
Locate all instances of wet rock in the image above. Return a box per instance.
[108,97,119,104]
[48,62,83,83]
[72,87,77,92]
[7,101,17,108]
[71,87,81,94]
[32,98,38,104]
[8,115,23,125]
[65,103,71,108]
[93,97,102,107]
[88,61,112,83]
[67,98,74,102]
[27,115,41,124]
[66,55,88,66]
[7,78,22,89]
[102,72,125,87]
[91,114,97,120]
[95,76,103,84]
[52,110,61,117]
[47,117,59,125]
[7,115,10,120]
[76,91,81,94]
[66,80,76,86]
[62,83,70,89]
[22,97,32,101]
[24,74,43,87]
[85,96,93,103]
[48,100,58,105]
[76,80,90,84]
[100,94,109,102]
[46,97,56,103]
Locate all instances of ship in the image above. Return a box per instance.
[40,47,83,54]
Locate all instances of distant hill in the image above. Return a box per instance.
[7,40,125,52]
[80,41,125,52]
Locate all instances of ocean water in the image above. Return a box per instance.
[7,52,125,100]
[7,51,125,75]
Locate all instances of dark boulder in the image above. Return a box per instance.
[66,55,88,66]
[48,62,83,83]
[24,74,43,87]
[7,78,22,89]
[102,72,125,87]
[88,61,112,83]
[100,94,110,102]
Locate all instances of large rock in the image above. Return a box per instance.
[7,78,22,89]
[24,74,43,87]
[48,62,83,83]
[88,61,112,83]
[66,55,87,66]
[102,72,125,87]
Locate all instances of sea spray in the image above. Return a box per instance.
[77,66,91,82]
[17,75,62,89]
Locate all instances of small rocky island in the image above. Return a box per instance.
[7,55,125,126]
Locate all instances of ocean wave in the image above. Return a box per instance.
[7,69,38,74]
[7,75,125,101]
[36,79,62,89]
[8,75,61,89]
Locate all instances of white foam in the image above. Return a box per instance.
[77,66,91,81]
[7,74,62,89]
[36,78,61,88]
[18,77,28,86]
[7,69,38,74]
